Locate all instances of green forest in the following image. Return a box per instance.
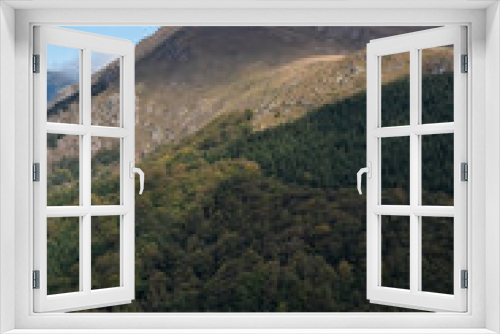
[46,72,455,312]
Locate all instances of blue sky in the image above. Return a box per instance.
[47,26,161,72]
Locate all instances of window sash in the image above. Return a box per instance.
[366,26,468,312]
[32,26,136,313]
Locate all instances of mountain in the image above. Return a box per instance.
[47,26,434,159]
[47,70,78,103]
[49,73,454,312]
[45,26,455,312]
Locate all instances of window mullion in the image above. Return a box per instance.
[409,48,420,294]
[82,48,92,294]
[78,48,85,292]
[82,214,91,293]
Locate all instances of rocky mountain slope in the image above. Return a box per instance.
[47,26,434,160]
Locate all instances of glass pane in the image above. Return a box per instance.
[91,51,120,127]
[47,134,79,206]
[47,44,80,124]
[47,217,80,295]
[381,215,410,290]
[381,136,410,205]
[92,137,121,205]
[421,133,454,206]
[421,217,454,294]
[92,216,120,289]
[421,45,454,124]
[381,52,410,127]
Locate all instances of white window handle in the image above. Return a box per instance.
[129,162,144,195]
[357,162,372,195]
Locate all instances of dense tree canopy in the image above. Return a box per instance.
[46,73,454,312]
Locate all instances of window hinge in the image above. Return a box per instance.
[461,54,468,73]
[461,162,468,182]
[33,54,40,73]
[33,163,40,182]
[33,270,40,289]
[461,270,468,289]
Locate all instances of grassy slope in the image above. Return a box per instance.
[47,46,449,165]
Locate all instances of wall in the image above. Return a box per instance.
[0,2,16,333]
[13,7,488,330]
[485,2,500,333]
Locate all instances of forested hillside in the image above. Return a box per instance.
[44,25,455,312]
[47,70,454,311]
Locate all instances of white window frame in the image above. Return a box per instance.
[33,26,136,313]
[366,26,467,312]
[1,1,499,333]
